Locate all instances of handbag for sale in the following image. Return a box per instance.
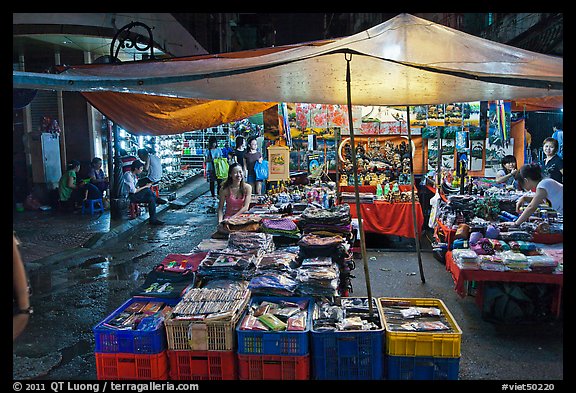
[254,160,269,181]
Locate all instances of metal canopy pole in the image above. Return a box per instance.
[345,54,374,314]
[406,106,426,283]
[437,127,442,187]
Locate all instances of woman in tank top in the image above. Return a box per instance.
[217,162,253,224]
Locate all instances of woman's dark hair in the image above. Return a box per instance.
[137,148,149,159]
[542,137,559,154]
[247,137,258,151]
[208,136,218,147]
[235,136,244,148]
[500,155,517,173]
[131,160,145,171]
[221,162,245,196]
[91,157,103,165]
[517,163,543,189]
[67,160,80,170]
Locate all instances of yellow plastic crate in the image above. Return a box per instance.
[378,297,462,358]
[165,289,249,351]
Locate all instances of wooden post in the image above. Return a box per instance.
[406,106,426,283]
[345,54,374,314]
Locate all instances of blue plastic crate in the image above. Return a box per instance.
[94,297,179,354]
[311,298,385,380]
[386,355,460,380]
[236,297,313,356]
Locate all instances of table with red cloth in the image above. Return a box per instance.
[345,200,424,239]
[339,185,414,194]
[445,251,563,317]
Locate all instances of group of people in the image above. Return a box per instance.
[495,127,563,227]
[58,157,109,210]
[205,135,265,199]
[58,148,167,225]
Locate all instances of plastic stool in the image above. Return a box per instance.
[82,198,104,216]
[129,202,142,219]
[150,184,160,198]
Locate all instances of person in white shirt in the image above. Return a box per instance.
[122,160,164,225]
[504,163,563,227]
[137,148,163,184]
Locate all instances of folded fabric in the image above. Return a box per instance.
[487,238,510,251]
[471,238,495,255]
[508,240,538,252]
[262,218,298,231]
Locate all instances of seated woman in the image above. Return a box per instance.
[504,163,563,227]
[495,154,519,189]
[58,160,101,210]
[217,162,252,225]
[122,160,164,226]
[87,157,109,196]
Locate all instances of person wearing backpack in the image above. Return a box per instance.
[204,136,224,198]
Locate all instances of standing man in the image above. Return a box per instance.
[137,148,163,185]
[551,123,563,159]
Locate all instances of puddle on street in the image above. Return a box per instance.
[28,257,141,297]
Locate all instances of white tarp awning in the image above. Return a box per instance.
[13,13,562,120]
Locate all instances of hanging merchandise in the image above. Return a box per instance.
[213,157,229,180]
[254,159,269,181]
[267,145,290,181]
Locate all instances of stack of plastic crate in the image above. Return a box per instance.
[310,297,385,380]
[93,297,179,380]
[236,296,314,380]
[164,287,250,380]
[378,297,462,380]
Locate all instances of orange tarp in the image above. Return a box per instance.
[82,91,277,135]
[511,96,563,112]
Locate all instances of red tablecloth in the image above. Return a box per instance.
[346,201,424,238]
[340,185,414,194]
[445,251,563,317]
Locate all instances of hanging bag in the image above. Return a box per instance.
[254,160,269,181]
[214,157,229,180]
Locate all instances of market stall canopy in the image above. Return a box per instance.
[13,13,562,134]
[511,95,563,112]
[82,92,277,135]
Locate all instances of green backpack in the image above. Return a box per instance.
[213,157,229,180]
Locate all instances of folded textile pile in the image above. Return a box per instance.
[500,250,530,271]
[219,214,262,234]
[228,231,275,253]
[298,204,352,239]
[526,255,558,273]
[451,249,480,270]
[197,248,260,281]
[260,217,300,238]
[477,254,508,272]
[248,271,299,297]
[258,250,299,272]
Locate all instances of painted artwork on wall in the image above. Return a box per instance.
[470,140,484,171]
[485,138,514,177]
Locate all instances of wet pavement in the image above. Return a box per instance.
[11,177,563,382]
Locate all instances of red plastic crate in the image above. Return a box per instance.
[168,350,237,380]
[95,351,168,380]
[237,354,310,380]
